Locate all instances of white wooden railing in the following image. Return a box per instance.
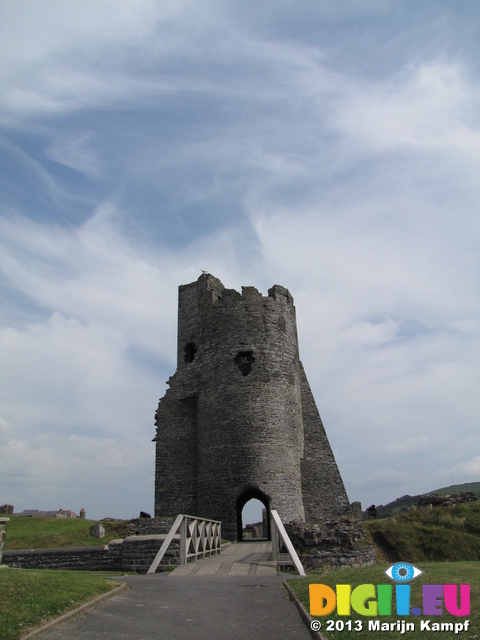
[147,514,221,574]
[270,509,306,577]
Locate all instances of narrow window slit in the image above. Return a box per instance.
[184,342,197,363]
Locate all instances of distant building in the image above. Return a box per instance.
[14,508,80,518]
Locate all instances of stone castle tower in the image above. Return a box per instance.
[154,274,352,540]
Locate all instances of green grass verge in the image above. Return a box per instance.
[0,568,120,640]
[4,516,128,550]
[287,562,479,640]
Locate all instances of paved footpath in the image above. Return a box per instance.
[33,543,312,640]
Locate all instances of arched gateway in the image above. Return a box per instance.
[236,487,271,542]
[154,274,352,541]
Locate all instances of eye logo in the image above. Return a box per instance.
[385,562,423,582]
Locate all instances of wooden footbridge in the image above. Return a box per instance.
[147,510,306,577]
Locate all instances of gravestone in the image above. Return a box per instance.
[0,518,9,564]
[90,522,105,539]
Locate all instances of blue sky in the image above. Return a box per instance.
[0,0,479,522]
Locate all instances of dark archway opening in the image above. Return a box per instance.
[236,487,271,542]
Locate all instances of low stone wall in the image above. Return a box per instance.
[417,491,478,508]
[121,535,179,573]
[2,535,180,574]
[124,517,176,536]
[2,544,121,571]
[284,517,376,571]
[300,545,376,571]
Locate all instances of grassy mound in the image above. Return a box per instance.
[4,516,129,550]
[365,502,480,562]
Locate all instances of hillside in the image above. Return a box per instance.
[365,501,480,562]
[370,481,480,519]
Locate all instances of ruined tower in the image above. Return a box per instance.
[154,274,352,540]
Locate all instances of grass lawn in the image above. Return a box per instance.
[0,568,121,640]
[287,562,478,640]
[4,516,128,550]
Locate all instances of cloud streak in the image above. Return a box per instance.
[0,1,478,518]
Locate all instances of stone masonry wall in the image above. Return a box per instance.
[300,366,352,521]
[2,535,180,573]
[124,517,176,536]
[154,274,354,542]
[284,519,376,571]
[2,545,122,572]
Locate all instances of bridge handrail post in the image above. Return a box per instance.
[270,509,306,577]
[271,515,279,561]
[147,514,222,574]
[179,516,188,564]
[147,513,184,574]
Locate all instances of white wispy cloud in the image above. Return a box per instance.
[47,133,103,180]
[335,62,480,159]
[384,437,429,455]
[450,456,480,479]
[0,1,478,517]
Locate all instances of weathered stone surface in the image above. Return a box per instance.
[2,545,120,571]
[417,491,478,508]
[0,505,14,515]
[90,522,106,538]
[284,518,376,571]
[124,517,175,536]
[154,275,354,541]
[0,517,10,564]
[351,501,363,520]
[2,535,180,573]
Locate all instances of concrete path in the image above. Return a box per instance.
[169,540,278,576]
[32,543,311,640]
[33,575,311,640]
